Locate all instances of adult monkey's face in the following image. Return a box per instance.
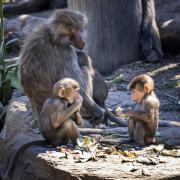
[49,9,87,49]
[69,27,86,50]
[49,9,87,50]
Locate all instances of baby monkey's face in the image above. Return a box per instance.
[131,88,145,103]
[65,88,80,104]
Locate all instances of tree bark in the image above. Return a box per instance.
[68,0,142,74]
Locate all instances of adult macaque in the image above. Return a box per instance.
[19,9,125,126]
[117,74,159,145]
[40,78,83,146]
[19,9,103,119]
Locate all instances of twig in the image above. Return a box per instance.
[164,93,179,100]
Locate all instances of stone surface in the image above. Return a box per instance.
[0,95,43,173]
[4,14,45,36]
[0,94,180,179]
[105,91,136,110]
[12,145,180,180]
[155,0,180,52]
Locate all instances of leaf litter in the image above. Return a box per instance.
[40,136,180,166]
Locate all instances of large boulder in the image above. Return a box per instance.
[4,14,46,36]
[0,94,43,174]
[4,14,47,56]
[155,0,180,52]
[0,92,180,179]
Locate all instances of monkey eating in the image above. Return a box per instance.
[3,77,122,180]
[2,78,83,179]
[40,78,83,146]
[116,74,160,145]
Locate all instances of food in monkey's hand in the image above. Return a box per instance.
[115,106,123,113]
[115,106,128,118]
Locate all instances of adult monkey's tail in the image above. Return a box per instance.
[105,108,128,127]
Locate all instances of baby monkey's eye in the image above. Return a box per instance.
[75,88,80,93]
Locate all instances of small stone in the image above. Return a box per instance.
[130,166,139,172]
[142,169,151,176]
[32,128,41,134]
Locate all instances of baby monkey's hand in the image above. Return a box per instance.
[74,95,83,111]
[115,107,129,118]
[115,106,123,116]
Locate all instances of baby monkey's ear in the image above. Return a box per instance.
[59,86,65,98]
[144,83,151,93]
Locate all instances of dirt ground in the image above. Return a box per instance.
[105,53,180,122]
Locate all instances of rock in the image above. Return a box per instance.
[0,95,180,179]
[142,169,151,176]
[158,127,180,146]
[12,145,180,179]
[155,0,180,52]
[105,91,136,110]
[0,95,43,174]
[4,14,46,55]
[4,14,46,36]
[3,0,67,17]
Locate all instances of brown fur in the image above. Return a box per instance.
[129,74,154,92]
[125,75,159,145]
[19,9,105,120]
[40,78,83,146]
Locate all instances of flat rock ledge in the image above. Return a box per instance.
[0,93,180,179]
[13,146,180,180]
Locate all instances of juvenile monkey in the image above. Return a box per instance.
[39,78,83,146]
[117,74,159,145]
[2,78,83,179]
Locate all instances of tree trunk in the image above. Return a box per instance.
[68,0,142,74]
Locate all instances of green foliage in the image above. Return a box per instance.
[158,81,180,90]
[3,0,13,3]
[0,0,20,129]
[112,76,125,84]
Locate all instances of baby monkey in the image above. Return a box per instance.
[40,78,83,146]
[117,74,159,145]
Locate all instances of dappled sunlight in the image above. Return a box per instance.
[170,74,180,81]
[161,19,173,28]
[147,63,179,77]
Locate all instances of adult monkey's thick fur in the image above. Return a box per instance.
[19,9,125,125]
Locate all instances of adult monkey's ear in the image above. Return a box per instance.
[58,86,65,98]
[144,83,151,93]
